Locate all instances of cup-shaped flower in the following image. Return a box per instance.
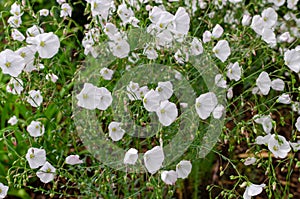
[65,155,83,165]
[0,49,25,77]
[144,146,164,174]
[27,121,45,137]
[6,77,24,95]
[284,49,300,73]
[268,134,291,158]
[156,100,178,126]
[190,37,203,55]
[261,8,277,28]
[295,116,300,131]
[215,74,227,88]
[143,89,161,112]
[36,161,56,183]
[8,115,18,125]
[161,170,178,185]
[243,183,266,199]
[176,160,192,179]
[256,71,271,95]
[25,147,46,169]
[109,40,130,58]
[227,62,241,81]
[0,183,9,199]
[27,32,60,59]
[60,3,72,17]
[27,90,43,107]
[250,15,264,35]
[213,40,231,62]
[76,83,111,110]
[11,29,25,41]
[271,78,284,91]
[123,148,138,165]
[100,67,114,80]
[95,87,112,110]
[212,24,224,38]
[244,157,256,166]
[277,94,291,104]
[108,122,125,141]
[156,81,173,100]
[212,104,225,119]
[16,45,36,72]
[195,92,218,120]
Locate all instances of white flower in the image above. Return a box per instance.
[176,160,192,179]
[124,148,138,165]
[287,0,299,9]
[10,2,22,16]
[156,81,173,100]
[295,116,300,132]
[212,24,223,38]
[143,89,161,112]
[161,170,178,185]
[108,122,125,141]
[45,73,59,83]
[117,4,134,25]
[27,32,60,59]
[96,87,113,110]
[36,161,56,183]
[251,15,264,35]
[127,81,140,100]
[110,40,130,58]
[0,49,25,77]
[138,86,149,99]
[227,62,242,81]
[156,100,178,126]
[39,9,49,16]
[27,90,43,107]
[190,37,203,55]
[6,77,24,95]
[284,49,300,73]
[16,46,36,72]
[243,183,265,199]
[268,134,291,158]
[172,7,190,35]
[25,147,46,169]
[261,8,277,28]
[289,141,300,151]
[90,0,112,19]
[202,30,212,43]
[271,78,284,91]
[244,157,256,166]
[65,155,83,165]
[195,92,218,120]
[254,115,273,134]
[269,0,285,7]
[100,67,114,80]
[76,83,111,110]
[215,74,227,88]
[144,146,164,174]
[60,3,72,17]
[8,115,18,125]
[26,25,44,37]
[212,104,225,119]
[56,0,66,4]
[227,87,233,99]
[242,14,252,26]
[11,29,25,41]
[8,15,22,28]
[0,183,9,199]
[262,28,276,46]
[144,46,158,60]
[27,121,45,137]
[213,40,231,62]
[277,94,291,104]
[255,134,271,145]
[256,71,271,95]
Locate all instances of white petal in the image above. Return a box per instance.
[144,146,164,174]
[176,160,192,179]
